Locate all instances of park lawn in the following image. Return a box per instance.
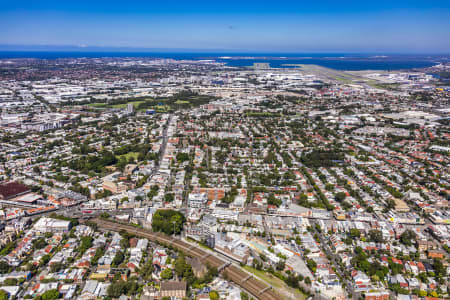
[174,100,190,104]
[137,104,171,112]
[116,152,140,161]
[242,266,307,300]
[110,100,145,109]
[87,102,108,108]
[154,105,172,112]
[87,101,145,109]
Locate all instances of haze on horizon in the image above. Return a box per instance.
[1,0,450,54]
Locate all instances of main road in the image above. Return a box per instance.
[310,219,357,299]
[88,218,281,300]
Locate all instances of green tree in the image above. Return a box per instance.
[152,210,186,235]
[267,193,281,207]
[384,199,396,212]
[164,193,174,203]
[32,237,47,250]
[50,262,64,273]
[0,241,16,256]
[349,228,361,239]
[335,192,346,202]
[209,291,220,300]
[0,261,10,274]
[160,268,173,280]
[368,230,383,243]
[0,290,8,300]
[41,289,59,300]
[325,183,335,191]
[306,259,317,272]
[433,258,446,277]
[176,152,190,162]
[77,236,93,255]
[400,230,416,246]
[91,247,105,266]
[100,212,110,219]
[139,259,153,280]
[3,278,17,286]
[107,281,127,298]
[240,292,249,300]
[276,260,285,271]
[418,290,427,297]
[40,254,51,266]
[175,256,189,278]
[286,273,299,288]
[112,251,124,267]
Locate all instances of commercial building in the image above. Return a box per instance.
[160,281,186,299]
[33,217,72,233]
[0,182,30,200]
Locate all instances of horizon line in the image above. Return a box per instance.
[0,45,449,56]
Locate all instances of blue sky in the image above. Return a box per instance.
[1,0,450,53]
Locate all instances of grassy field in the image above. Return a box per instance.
[85,94,215,112]
[174,100,190,104]
[87,102,107,108]
[372,83,401,90]
[243,266,307,300]
[110,101,145,109]
[87,100,145,109]
[142,105,171,112]
[116,152,140,161]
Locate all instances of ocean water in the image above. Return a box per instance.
[0,51,447,71]
[216,57,438,70]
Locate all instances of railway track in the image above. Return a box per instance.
[89,218,281,300]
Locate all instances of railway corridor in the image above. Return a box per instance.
[89,218,281,300]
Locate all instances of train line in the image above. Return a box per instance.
[89,218,281,300]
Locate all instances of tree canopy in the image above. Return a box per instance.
[399,229,417,246]
[0,261,11,274]
[160,268,173,280]
[152,209,186,235]
[301,149,345,168]
[0,290,7,300]
[40,289,60,300]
